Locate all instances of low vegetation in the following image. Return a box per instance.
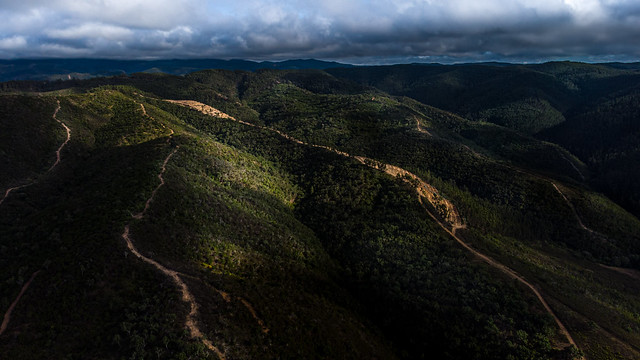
[1,65,639,360]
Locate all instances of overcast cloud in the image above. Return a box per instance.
[0,0,639,62]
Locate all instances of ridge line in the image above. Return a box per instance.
[168,99,581,355]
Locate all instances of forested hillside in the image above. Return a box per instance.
[1,66,639,360]
[327,62,640,219]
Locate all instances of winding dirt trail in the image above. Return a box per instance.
[414,113,595,238]
[551,183,594,234]
[168,99,580,352]
[1,100,70,337]
[505,163,596,237]
[419,117,594,239]
[559,151,586,181]
[0,185,27,207]
[132,145,175,220]
[417,195,579,350]
[414,116,433,137]
[121,104,225,358]
[179,272,270,334]
[122,222,224,359]
[419,116,640,356]
[49,101,70,171]
[238,297,270,334]
[139,103,148,116]
[166,100,460,228]
[0,100,68,207]
[0,271,40,336]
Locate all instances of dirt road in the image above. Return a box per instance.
[0,185,27,207]
[551,183,594,233]
[0,100,68,207]
[49,100,70,171]
[170,99,581,353]
[414,116,433,136]
[132,146,175,220]
[119,113,225,358]
[1,100,70,337]
[122,222,224,359]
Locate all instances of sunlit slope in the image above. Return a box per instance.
[327,62,640,220]
[327,62,640,135]
[151,95,573,360]
[149,69,640,359]
[1,68,639,360]
[129,70,640,358]
[0,89,395,359]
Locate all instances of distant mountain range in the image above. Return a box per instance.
[2,58,640,83]
[0,58,354,81]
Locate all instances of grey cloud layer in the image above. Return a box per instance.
[0,0,639,61]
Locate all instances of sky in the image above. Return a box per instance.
[0,0,639,63]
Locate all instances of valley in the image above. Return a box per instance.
[0,63,639,359]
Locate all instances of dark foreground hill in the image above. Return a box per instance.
[1,67,639,360]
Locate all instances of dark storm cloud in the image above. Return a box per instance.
[0,0,639,62]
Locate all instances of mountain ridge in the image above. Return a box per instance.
[0,58,354,82]
[1,67,639,360]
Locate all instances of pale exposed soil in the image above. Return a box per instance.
[419,195,579,350]
[414,116,433,136]
[414,112,589,231]
[352,155,462,227]
[166,100,461,229]
[170,99,581,353]
[122,223,224,359]
[122,102,225,358]
[121,145,225,359]
[139,102,148,116]
[165,100,235,120]
[49,100,70,171]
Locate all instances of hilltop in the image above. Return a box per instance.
[1,64,639,360]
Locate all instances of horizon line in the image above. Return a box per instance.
[1,57,639,67]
